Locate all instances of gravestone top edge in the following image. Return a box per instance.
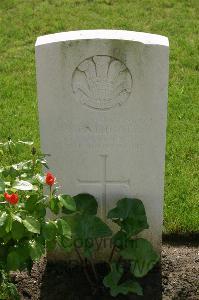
[35,29,169,47]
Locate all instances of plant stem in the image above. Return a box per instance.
[117,255,122,265]
[75,247,94,289]
[89,257,99,283]
[109,244,116,263]
[75,247,83,264]
[49,185,52,200]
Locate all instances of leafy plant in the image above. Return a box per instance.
[60,194,159,297]
[0,139,75,298]
[0,139,160,298]
[103,198,159,296]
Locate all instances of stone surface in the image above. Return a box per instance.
[35,30,169,253]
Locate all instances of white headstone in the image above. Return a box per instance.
[35,30,169,253]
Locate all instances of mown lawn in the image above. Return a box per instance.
[0,0,198,233]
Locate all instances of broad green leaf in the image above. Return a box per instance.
[36,157,49,169]
[25,196,46,217]
[73,193,98,215]
[17,242,30,261]
[103,263,123,287]
[5,214,12,233]
[2,232,12,243]
[112,231,128,249]
[70,214,112,240]
[103,263,143,297]
[0,212,8,227]
[12,214,22,223]
[120,239,159,277]
[29,239,45,261]
[46,240,57,251]
[34,204,46,218]
[42,221,57,241]
[0,224,6,238]
[7,251,21,270]
[58,195,76,212]
[8,167,18,178]
[108,198,149,236]
[23,216,40,234]
[68,214,112,256]
[108,198,145,219]
[57,237,73,252]
[24,195,38,212]
[11,221,25,240]
[13,180,33,191]
[56,219,71,238]
[33,174,45,184]
[49,196,60,215]
[0,178,5,193]
[12,161,29,171]
[112,280,143,297]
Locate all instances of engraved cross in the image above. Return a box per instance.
[77,154,130,219]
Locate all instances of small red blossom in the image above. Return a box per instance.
[4,193,19,205]
[45,172,55,186]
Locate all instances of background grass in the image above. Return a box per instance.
[0,0,198,233]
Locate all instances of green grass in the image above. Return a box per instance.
[0,0,198,233]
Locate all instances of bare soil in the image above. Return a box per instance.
[14,238,199,300]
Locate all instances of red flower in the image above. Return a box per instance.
[45,172,55,186]
[4,193,19,205]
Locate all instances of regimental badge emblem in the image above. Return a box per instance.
[72,55,132,110]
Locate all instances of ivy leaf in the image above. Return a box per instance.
[42,221,57,241]
[13,180,33,191]
[58,195,76,212]
[108,198,149,236]
[120,238,159,277]
[103,263,143,297]
[73,193,98,215]
[23,216,40,234]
